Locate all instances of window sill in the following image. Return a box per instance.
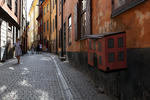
[111,0,145,18]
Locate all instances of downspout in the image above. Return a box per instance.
[56,0,58,54]
[61,0,64,57]
[50,0,51,53]
[26,0,27,53]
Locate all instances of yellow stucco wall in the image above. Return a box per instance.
[42,0,50,51]
[28,0,39,49]
[50,0,57,52]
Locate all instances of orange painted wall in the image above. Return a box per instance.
[42,0,50,50]
[63,0,80,52]
[92,0,150,48]
[50,0,57,53]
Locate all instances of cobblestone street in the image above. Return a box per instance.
[0,53,112,100]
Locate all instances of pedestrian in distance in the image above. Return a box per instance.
[39,43,42,54]
[36,43,40,54]
[14,39,22,64]
[31,44,35,54]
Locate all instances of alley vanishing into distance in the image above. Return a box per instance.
[0,53,112,100]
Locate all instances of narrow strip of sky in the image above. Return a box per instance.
[27,0,33,21]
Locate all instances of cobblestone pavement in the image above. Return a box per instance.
[0,53,112,100]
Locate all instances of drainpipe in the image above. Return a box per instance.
[50,0,51,53]
[61,0,64,57]
[56,0,58,54]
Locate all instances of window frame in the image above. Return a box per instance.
[111,0,145,17]
[53,19,54,32]
[44,7,45,15]
[47,4,49,12]
[7,0,12,9]
[47,20,49,31]
[15,0,18,16]
[80,0,87,38]
[44,22,46,32]
[68,15,72,45]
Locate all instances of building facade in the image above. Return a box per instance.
[21,0,27,54]
[37,0,43,46]
[42,0,50,51]
[0,0,22,61]
[28,0,39,50]
[57,0,150,99]
[50,0,57,53]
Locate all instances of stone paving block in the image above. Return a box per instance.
[0,53,113,100]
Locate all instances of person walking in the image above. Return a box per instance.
[36,43,40,54]
[31,44,35,54]
[39,43,42,53]
[14,39,22,64]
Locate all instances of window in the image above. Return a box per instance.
[77,0,91,39]
[44,22,45,32]
[89,40,92,49]
[55,15,57,29]
[59,29,61,47]
[47,4,49,12]
[7,0,12,9]
[41,20,42,26]
[90,53,93,61]
[108,52,115,62]
[59,0,61,15]
[53,19,54,32]
[98,41,102,52]
[108,38,114,48]
[47,20,49,31]
[112,0,145,17]
[81,0,87,38]
[15,0,18,16]
[118,37,124,48]
[93,40,96,50]
[99,56,102,65]
[44,7,45,15]
[118,51,124,61]
[53,0,54,9]
[68,15,72,45]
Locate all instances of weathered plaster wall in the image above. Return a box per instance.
[92,0,150,48]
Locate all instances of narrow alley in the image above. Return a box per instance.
[0,53,112,100]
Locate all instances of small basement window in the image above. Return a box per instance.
[108,52,115,63]
[108,38,114,48]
